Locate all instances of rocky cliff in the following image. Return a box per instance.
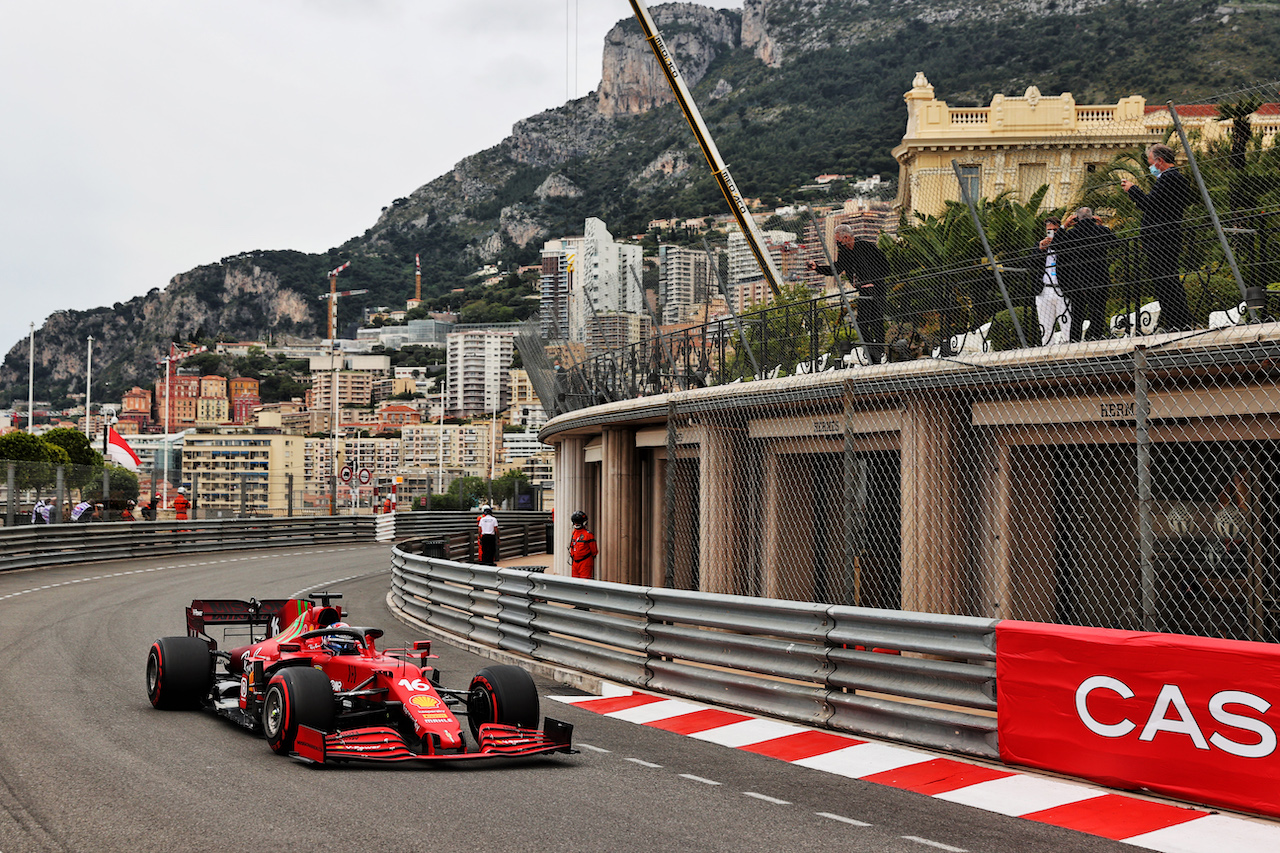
[3,0,1268,408]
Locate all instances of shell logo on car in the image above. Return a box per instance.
[409,695,443,710]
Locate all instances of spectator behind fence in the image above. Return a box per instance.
[1121,143,1193,332]
[71,500,92,523]
[1055,207,1117,342]
[807,224,890,365]
[1034,216,1069,345]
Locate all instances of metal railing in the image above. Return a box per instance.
[390,548,998,758]
[388,511,552,564]
[0,517,377,573]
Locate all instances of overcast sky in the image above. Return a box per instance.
[0,1,740,362]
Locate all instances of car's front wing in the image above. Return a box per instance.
[292,719,574,764]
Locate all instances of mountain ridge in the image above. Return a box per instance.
[4,0,1276,409]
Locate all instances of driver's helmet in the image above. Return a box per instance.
[322,621,358,656]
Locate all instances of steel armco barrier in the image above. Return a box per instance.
[0,516,377,573]
[390,547,998,758]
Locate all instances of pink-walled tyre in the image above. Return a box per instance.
[262,666,334,755]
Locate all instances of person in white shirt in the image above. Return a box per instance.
[477,505,500,565]
[1035,216,1069,345]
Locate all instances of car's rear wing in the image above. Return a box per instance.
[186,599,311,647]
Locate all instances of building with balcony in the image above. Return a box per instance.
[659,245,717,325]
[181,428,304,517]
[893,73,1166,217]
[446,329,514,417]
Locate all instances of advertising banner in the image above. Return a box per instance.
[997,621,1280,818]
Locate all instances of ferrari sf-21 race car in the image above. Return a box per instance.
[145,592,573,764]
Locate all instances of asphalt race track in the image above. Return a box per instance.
[0,545,1146,853]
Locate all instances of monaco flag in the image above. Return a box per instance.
[105,426,141,472]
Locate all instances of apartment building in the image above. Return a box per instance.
[181,429,304,517]
[659,245,717,325]
[446,329,514,417]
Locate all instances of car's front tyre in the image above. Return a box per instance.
[146,636,212,710]
[467,664,539,741]
[262,666,334,755]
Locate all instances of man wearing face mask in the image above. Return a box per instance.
[1121,143,1193,332]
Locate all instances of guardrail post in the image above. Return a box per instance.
[240,473,249,518]
[522,523,530,556]
[102,468,110,518]
[287,473,294,517]
[191,472,200,521]
[54,465,65,524]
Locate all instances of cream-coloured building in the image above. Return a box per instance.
[893,75,1280,219]
[893,73,1158,217]
[307,370,374,411]
[400,421,500,481]
[181,428,305,517]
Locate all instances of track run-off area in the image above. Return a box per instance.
[0,545,1269,853]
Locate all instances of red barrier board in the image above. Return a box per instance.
[997,620,1280,819]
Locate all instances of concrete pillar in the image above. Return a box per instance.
[552,436,587,576]
[600,427,643,584]
[899,397,961,613]
[648,451,667,587]
[699,425,737,594]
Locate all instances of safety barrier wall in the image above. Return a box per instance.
[391,546,1280,818]
[390,546,998,758]
[0,516,377,573]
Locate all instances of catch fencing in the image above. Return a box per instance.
[528,80,1280,648]
[391,549,998,758]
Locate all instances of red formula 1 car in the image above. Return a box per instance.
[145,592,573,764]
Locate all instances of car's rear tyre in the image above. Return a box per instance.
[146,636,212,709]
[467,665,539,741]
[262,666,334,755]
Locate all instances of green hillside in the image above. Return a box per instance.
[3,0,1277,406]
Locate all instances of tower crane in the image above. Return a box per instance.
[318,262,367,341]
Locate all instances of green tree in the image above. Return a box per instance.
[490,469,531,507]
[83,467,141,509]
[42,427,101,491]
[885,187,1055,351]
[0,432,59,491]
[447,476,488,510]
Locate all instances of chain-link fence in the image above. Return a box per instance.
[541,80,1280,644]
[658,328,1280,645]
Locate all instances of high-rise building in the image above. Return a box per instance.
[153,372,200,429]
[181,428,305,517]
[570,217,644,345]
[659,245,717,324]
[540,236,583,340]
[508,368,547,431]
[727,228,797,292]
[307,371,374,411]
[445,329,515,417]
[120,386,153,432]
[229,376,261,424]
